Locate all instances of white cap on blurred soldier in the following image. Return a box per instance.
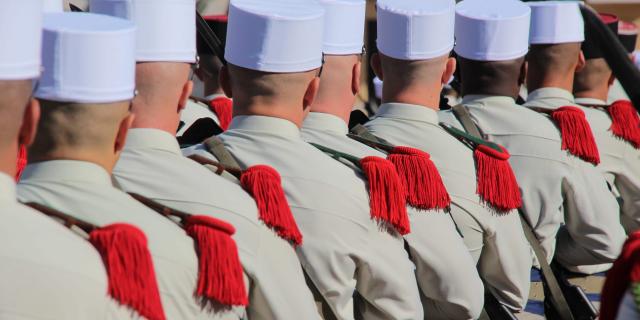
[90,0,196,63]
[0,0,43,80]
[225,0,325,73]
[528,1,584,45]
[35,13,136,103]
[455,0,531,61]
[376,0,455,61]
[319,0,365,55]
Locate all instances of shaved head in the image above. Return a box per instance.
[527,43,584,91]
[458,56,525,98]
[573,58,612,97]
[0,80,34,149]
[30,100,131,170]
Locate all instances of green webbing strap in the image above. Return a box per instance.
[309,143,362,168]
[203,136,241,169]
[439,122,503,153]
[350,124,392,145]
[452,104,575,320]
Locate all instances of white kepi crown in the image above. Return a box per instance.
[319,0,366,55]
[376,0,455,61]
[0,0,43,80]
[90,0,196,63]
[528,1,584,45]
[35,13,136,103]
[43,0,64,13]
[225,0,325,73]
[454,0,531,61]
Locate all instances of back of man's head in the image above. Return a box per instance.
[0,81,37,164]
[29,100,131,169]
[527,43,584,91]
[458,57,525,98]
[573,58,613,99]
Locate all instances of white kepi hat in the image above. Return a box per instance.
[43,0,63,13]
[319,0,365,55]
[454,0,531,61]
[90,0,196,63]
[376,0,455,61]
[35,13,136,103]
[528,1,584,45]
[0,0,43,80]
[225,0,325,73]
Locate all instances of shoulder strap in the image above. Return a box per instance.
[128,193,190,223]
[452,104,483,138]
[24,202,96,234]
[452,104,574,320]
[203,136,241,169]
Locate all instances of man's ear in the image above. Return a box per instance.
[303,76,321,110]
[370,53,383,81]
[442,57,457,85]
[178,80,194,113]
[352,60,362,95]
[115,112,135,154]
[575,50,586,72]
[608,73,616,86]
[18,98,40,147]
[519,60,528,86]
[220,65,233,98]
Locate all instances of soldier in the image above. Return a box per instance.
[573,13,640,234]
[300,0,483,319]
[439,0,625,276]
[91,0,322,318]
[17,11,243,320]
[178,15,232,137]
[363,0,532,312]
[600,231,640,320]
[0,3,132,319]
[184,0,425,318]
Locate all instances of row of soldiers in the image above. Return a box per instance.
[1,0,640,319]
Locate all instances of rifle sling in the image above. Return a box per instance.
[451,104,575,320]
[24,202,96,234]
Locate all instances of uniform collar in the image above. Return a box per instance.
[0,173,16,203]
[575,97,607,106]
[302,112,349,135]
[228,115,301,139]
[375,102,440,125]
[527,87,575,104]
[124,128,181,155]
[462,94,516,107]
[205,93,226,101]
[21,160,112,187]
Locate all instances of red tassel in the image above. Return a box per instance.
[600,231,640,320]
[209,97,233,131]
[15,145,27,182]
[184,215,248,307]
[474,145,522,212]
[88,223,166,320]
[387,146,451,211]
[240,165,303,246]
[552,106,600,165]
[608,100,640,149]
[360,156,410,235]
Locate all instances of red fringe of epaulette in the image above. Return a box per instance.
[185,215,248,307]
[599,231,640,320]
[552,106,600,165]
[209,97,233,131]
[240,165,302,246]
[15,145,27,181]
[608,100,640,149]
[474,145,522,212]
[89,223,166,320]
[360,156,410,235]
[387,146,451,211]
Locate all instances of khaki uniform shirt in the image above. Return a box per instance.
[364,103,532,310]
[574,97,640,233]
[301,112,484,320]
[441,95,625,274]
[0,173,129,320]
[183,115,423,320]
[113,128,320,320]
[17,161,235,320]
[608,79,630,104]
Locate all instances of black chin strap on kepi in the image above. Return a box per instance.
[196,12,227,66]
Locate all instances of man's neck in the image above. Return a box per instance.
[527,75,575,94]
[383,92,440,111]
[574,87,609,103]
[131,102,181,136]
[233,100,305,128]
